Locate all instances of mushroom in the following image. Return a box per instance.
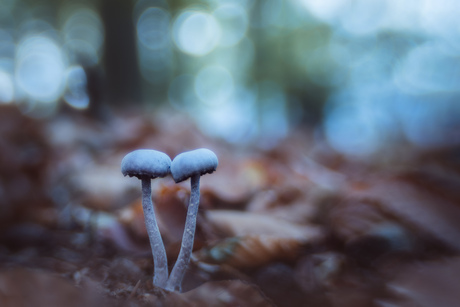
[121,149,170,288]
[166,148,218,292]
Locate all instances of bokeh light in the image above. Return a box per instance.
[136,5,173,86]
[298,0,348,23]
[397,95,460,149]
[173,11,220,56]
[0,0,459,153]
[257,80,289,148]
[195,65,234,105]
[213,3,248,47]
[15,35,66,104]
[64,65,89,110]
[421,0,460,51]
[0,29,15,59]
[0,69,14,103]
[137,7,170,50]
[168,74,198,110]
[62,7,104,66]
[394,42,460,95]
[324,90,398,158]
[192,85,258,144]
[249,0,283,28]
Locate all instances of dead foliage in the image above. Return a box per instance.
[1,105,459,306]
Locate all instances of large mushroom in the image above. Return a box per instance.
[166,148,218,292]
[121,149,170,288]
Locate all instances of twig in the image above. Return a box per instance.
[128,280,141,300]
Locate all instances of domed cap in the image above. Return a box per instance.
[171,148,218,183]
[121,149,171,179]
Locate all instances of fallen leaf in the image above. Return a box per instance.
[195,235,305,269]
[180,280,274,307]
[384,257,460,307]
[0,268,108,307]
[206,210,323,241]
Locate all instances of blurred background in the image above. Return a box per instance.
[1,0,460,306]
[1,0,459,154]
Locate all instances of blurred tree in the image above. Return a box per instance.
[101,0,141,106]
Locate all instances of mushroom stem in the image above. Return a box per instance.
[166,174,200,292]
[141,177,168,288]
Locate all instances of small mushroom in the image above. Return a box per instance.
[121,149,170,288]
[166,148,218,292]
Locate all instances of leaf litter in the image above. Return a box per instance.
[1,105,459,306]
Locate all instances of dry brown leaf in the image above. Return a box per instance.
[154,184,220,251]
[347,178,460,251]
[179,280,274,306]
[206,210,323,242]
[0,268,108,307]
[325,198,414,248]
[383,257,460,307]
[327,198,387,242]
[71,157,135,211]
[295,252,344,291]
[117,199,148,241]
[90,209,150,254]
[194,235,305,269]
[0,106,52,225]
[189,156,269,205]
[154,184,190,243]
[247,188,326,224]
[117,183,190,246]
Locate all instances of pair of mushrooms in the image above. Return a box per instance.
[121,148,218,292]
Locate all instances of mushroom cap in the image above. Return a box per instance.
[121,149,171,179]
[171,148,218,183]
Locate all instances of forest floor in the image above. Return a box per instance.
[1,105,460,307]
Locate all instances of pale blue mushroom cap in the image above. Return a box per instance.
[121,149,171,179]
[171,148,218,183]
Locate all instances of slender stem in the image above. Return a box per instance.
[141,177,168,288]
[166,174,200,292]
